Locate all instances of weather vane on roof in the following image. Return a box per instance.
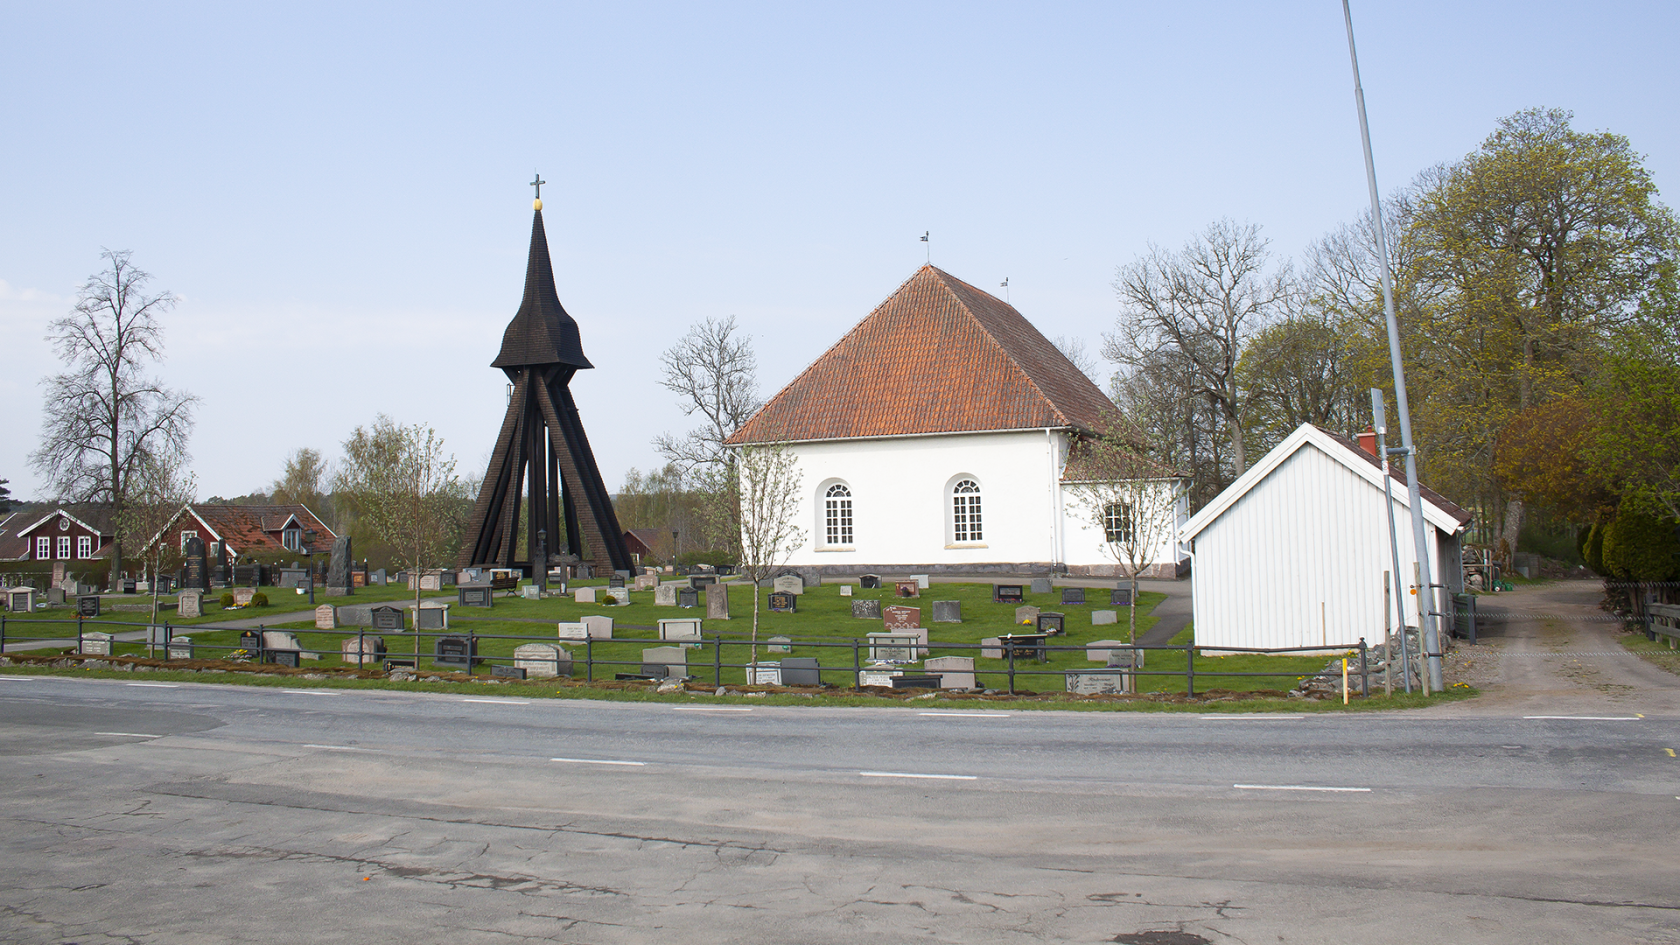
[999,277,1009,302]
[530,172,546,209]
[921,230,929,264]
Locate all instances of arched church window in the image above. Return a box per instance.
[951,479,983,542]
[824,483,853,546]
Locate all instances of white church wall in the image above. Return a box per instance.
[784,430,1064,571]
[1059,480,1189,578]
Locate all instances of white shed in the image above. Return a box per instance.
[1179,424,1470,651]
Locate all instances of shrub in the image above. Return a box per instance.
[251,592,269,607]
[1601,496,1680,581]
[219,592,236,608]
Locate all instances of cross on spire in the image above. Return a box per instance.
[530,172,546,200]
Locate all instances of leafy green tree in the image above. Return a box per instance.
[1600,495,1680,582]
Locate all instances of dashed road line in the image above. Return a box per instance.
[303,744,382,753]
[461,698,531,705]
[1523,715,1642,721]
[1234,784,1371,793]
[126,682,179,688]
[94,732,162,738]
[672,706,753,712]
[282,689,339,696]
[918,712,1011,718]
[551,757,647,766]
[1200,715,1304,721]
[0,675,42,681]
[860,771,978,781]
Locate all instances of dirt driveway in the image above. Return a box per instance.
[1424,578,1680,717]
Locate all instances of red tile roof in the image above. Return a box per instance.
[1321,429,1473,526]
[185,504,336,555]
[727,266,1123,445]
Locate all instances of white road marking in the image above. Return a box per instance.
[551,757,647,766]
[126,683,179,688]
[1201,715,1304,720]
[95,732,162,738]
[859,771,978,781]
[0,675,42,680]
[282,689,339,696]
[461,698,531,705]
[1234,784,1371,793]
[303,744,381,752]
[672,706,753,712]
[918,712,1011,718]
[1522,715,1641,721]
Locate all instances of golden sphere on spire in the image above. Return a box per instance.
[533,198,543,211]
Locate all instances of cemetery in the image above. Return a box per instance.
[0,574,1386,704]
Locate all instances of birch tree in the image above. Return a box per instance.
[732,441,805,672]
[1064,436,1183,643]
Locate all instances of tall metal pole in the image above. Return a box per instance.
[1342,1,1443,691]
[1371,389,1411,692]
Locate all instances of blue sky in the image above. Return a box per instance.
[2,1,1675,502]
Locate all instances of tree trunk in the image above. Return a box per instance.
[1499,497,1524,569]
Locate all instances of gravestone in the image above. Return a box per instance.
[1060,587,1086,605]
[492,664,527,680]
[857,666,901,687]
[417,571,444,591]
[851,599,882,619]
[371,605,406,631]
[859,574,881,589]
[279,568,308,590]
[147,624,171,647]
[705,586,730,620]
[239,630,262,655]
[1111,585,1133,606]
[866,632,918,663]
[411,604,448,631]
[371,568,387,586]
[433,635,477,670]
[514,642,571,678]
[582,614,614,640]
[634,573,658,591]
[654,583,680,606]
[658,618,703,642]
[229,587,255,606]
[689,574,717,590]
[182,536,209,591]
[1066,669,1129,695]
[342,635,387,665]
[772,574,804,596]
[641,645,687,678]
[315,604,338,629]
[120,577,137,595]
[77,595,100,618]
[780,657,820,686]
[924,655,976,689]
[325,536,353,597]
[459,585,493,608]
[602,587,631,607]
[167,636,193,660]
[268,650,301,669]
[352,570,368,588]
[931,600,962,623]
[980,637,1003,659]
[262,630,309,653]
[608,573,626,589]
[80,632,113,656]
[745,662,781,686]
[1092,610,1118,626]
[993,584,1024,603]
[910,574,930,590]
[46,587,66,604]
[557,621,590,642]
[1106,648,1140,670]
[1086,639,1127,662]
[519,585,541,600]
[5,587,35,613]
[1014,605,1039,626]
[678,587,699,608]
[767,635,792,653]
[177,590,204,619]
[839,585,853,597]
[1036,612,1065,636]
[767,592,796,613]
[883,605,920,631]
[575,586,597,603]
[894,579,919,598]
[1030,577,1053,595]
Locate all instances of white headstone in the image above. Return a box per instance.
[839,585,853,597]
[177,590,203,619]
[634,573,658,591]
[557,621,590,642]
[574,586,597,604]
[866,632,918,663]
[911,574,930,590]
[582,614,614,640]
[315,604,338,630]
[659,618,703,642]
[924,655,976,689]
[515,642,571,678]
[1092,610,1118,626]
[772,574,804,596]
[80,632,113,656]
[767,635,792,653]
[1067,670,1129,695]
[980,637,1003,659]
[705,585,730,620]
[167,636,193,660]
[233,587,257,606]
[857,667,901,687]
[654,583,679,606]
[746,661,781,686]
[341,634,386,666]
[1086,640,1127,662]
[520,585,541,600]
[263,630,304,651]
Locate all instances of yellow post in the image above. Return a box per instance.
[1341,658,1349,705]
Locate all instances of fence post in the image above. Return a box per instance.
[851,638,861,690]
[1,614,6,655]
[258,624,265,663]
[1007,643,1016,695]
[586,635,594,683]
[1359,639,1369,697]
[713,635,721,689]
[1185,642,1195,697]
[357,626,365,669]
[77,612,83,655]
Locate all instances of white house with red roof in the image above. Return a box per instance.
[726,265,1189,577]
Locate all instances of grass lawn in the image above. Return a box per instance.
[1618,626,1680,677]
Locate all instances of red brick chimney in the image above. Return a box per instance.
[1356,426,1378,457]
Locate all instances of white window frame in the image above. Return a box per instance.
[57,536,72,560]
[36,536,50,560]
[821,482,854,549]
[180,529,198,552]
[948,477,985,546]
[77,535,93,559]
[282,527,301,552]
[1103,502,1134,544]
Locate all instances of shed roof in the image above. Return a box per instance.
[1180,424,1472,542]
[727,265,1122,445]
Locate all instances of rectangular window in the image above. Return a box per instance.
[77,536,93,559]
[180,530,198,552]
[283,528,301,552]
[36,537,50,560]
[953,495,982,542]
[57,536,71,560]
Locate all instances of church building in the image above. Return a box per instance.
[725,265,1188,577]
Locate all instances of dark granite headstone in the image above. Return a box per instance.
[458,585,493,608]
[851,599,882,619]
[890,675,942,690]
[325,536,353,597]
[492,664,527,680]
[689,574,717,589]
[182,536,209,591]
[768,592,796,613]
[1111,585,1133,606]
[931,600,962,623]
[239,630,262,655]
[121,579,137,595]
[1036,612,1065,635]
[779,657,821,687]
[608,573,626,589]
[433,635,477,670]
[993,584,1024,603]
[270,649,301,668]
[371,605,406,631]
[1060,587,1086,605]
[860,574,881,589]
[77,595,101,617]
[678,588,699,608]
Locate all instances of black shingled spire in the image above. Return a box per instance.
[491,208,592,371]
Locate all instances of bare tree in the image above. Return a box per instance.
[654,316,761,475]
[31,250,199,584]
[1051,335,1104,386]
[1104,220,1291,477]
[1063,436,1183,643]
[731,441,806,673]
[333,417,468,658]
[271,447,328,509]
[115,447,197,640]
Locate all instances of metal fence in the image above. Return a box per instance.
[0,615,1373,697]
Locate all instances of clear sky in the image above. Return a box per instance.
[2,1,1675,503]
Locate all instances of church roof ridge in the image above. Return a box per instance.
[727,264,1121,445]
